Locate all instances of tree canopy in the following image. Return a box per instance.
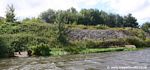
[40,7,139,28]
[141,22,150,32]
[5,4,16,23]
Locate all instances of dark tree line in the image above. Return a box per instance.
[40,7,139,27]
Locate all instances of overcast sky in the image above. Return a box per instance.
[0,0,150,24]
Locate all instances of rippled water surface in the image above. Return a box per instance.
[0,49,150,70]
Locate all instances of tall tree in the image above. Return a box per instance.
[40,9,56,23]
[66,7,78,24]
[67,7,77,13]
[5,4,16,23]
[80,9,103,25]
[106,13,117,27]
[55,12,68,44]
[115,14,124,27]
[39,8,139,27]
[99,10,108,25]
[123,14,138,28]
[141,22,150,32]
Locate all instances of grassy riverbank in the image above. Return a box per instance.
[50,47,138,56]
[0,21,149,57]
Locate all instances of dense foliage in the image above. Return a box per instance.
[0,22,62,56]
[0,20,149,57]
[141,22,150,33]
[40,8,139,27]
[31,44,51,56]
[0,5,150,57]
[0,38,9,57]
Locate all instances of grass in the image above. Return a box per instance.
[49,47,138,56]
[81,47,125,54]
[66,24,110,30]
[80,47,137,54]
[50,48,67,56]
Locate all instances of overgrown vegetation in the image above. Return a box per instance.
[0,5,150,58]
[66,24,110,30]
[0,38,9,57]
[31,44,51,56]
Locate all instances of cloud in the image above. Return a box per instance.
[76,0,100,7]
[0,0,101,18]
[0,0,75,18]
[0,0,150,23]
[109,0,146,13]
[107,0,150,24]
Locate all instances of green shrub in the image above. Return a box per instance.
[6,34,52,52]
[0,18,5,25]
[64,46,83,54]
[31,44,51,56]
[0,23,57,37]
[141,22,150,33]
[0,22,68,56]
[126,28,146,40]
[125,37,146,48]
[50,48,67,56]
[22,18,45,24]
[0,38,9,57]
[83,40,100,48]
[68,41,99,54]
[67,39,128,54]
[95,25,109,29]
[100,39,128,48]
[145,38,150,47]
[71,40,101,48]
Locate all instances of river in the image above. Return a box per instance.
[0,48,150,70]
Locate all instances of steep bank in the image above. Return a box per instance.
[68,28,149,41]
[0,23,150,57]
[68,29,129,41]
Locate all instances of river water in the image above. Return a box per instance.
[0,49,150,70]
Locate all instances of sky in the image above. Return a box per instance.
[0,0,150,24]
